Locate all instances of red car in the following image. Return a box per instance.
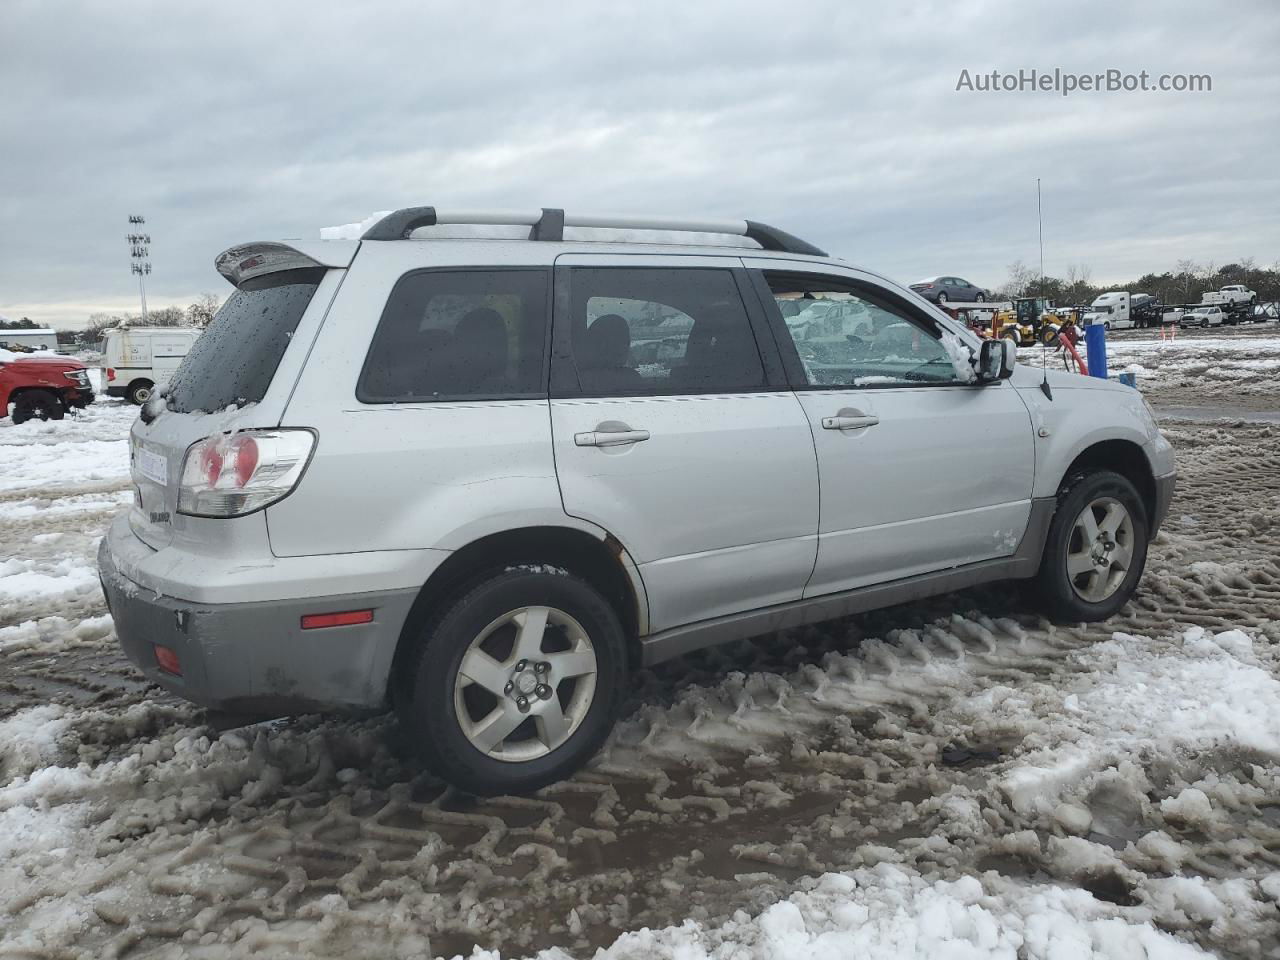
[0,351,95,423]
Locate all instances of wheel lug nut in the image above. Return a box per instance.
[534,661,549,674]
[536,684,551,699]
[504,681,514,694]
[515,659,527,671]
[516,696,529,712]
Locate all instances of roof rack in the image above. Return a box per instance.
[360,207,827,257]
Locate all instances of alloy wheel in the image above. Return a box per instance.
[452,605,598,762]
[1065,496,1134,603]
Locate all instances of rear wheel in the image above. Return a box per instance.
[1033,470,1148,622]
[399,568,628,795]
[126,379,154,405]
[11,389,64,424]
[937,291,949,305]
[975,293,985,303]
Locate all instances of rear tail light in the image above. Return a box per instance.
[154,644,182,675]
[178,429,315,518]
[106,367,116,381]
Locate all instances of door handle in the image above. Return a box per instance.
[821,414,880,430]
[574,428,651,447]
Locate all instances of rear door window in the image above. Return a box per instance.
[358,269,549,402]
[166,268,324,413]
[564,267,765,395]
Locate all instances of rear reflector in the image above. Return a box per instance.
[301,610,374,630]
[154,644,182,675]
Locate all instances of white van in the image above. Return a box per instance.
[103,327,201,404]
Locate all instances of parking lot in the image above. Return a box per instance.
[2,324,1278,959]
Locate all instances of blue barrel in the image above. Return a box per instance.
[1083,324,1108,379]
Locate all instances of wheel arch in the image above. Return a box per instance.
[386,525,647,706]
[1058,438,1156,525]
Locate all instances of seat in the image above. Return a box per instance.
[669,311,763,389]
[443,308,510,394]
[577,314,643,392]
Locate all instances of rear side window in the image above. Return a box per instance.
[565,268,765,395]
[166,268,324,414]
[358,269,549,402]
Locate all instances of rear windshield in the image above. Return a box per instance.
[166,268,324,413]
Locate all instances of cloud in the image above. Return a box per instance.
[1,0,1277,327]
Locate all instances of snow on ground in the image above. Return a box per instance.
[1017,324,1280,409]
[0,399,136,492]
[2,342,1279,959]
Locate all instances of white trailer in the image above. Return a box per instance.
[103,327,201,404]
[0,328,58,351]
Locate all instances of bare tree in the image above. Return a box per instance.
[1001,260,1038,298]
[186,293,221,328]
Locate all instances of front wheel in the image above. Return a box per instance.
[937,292,949,305]
[975,293,986,303]
[399,569,628,795]
[1033,470,1148,622]
[11,389,65,424]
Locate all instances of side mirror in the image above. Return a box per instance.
[977,338,1016,382]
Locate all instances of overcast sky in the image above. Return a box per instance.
[1,0,1277,328]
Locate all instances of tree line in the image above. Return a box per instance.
[999,257,1280,307]
[52,294,223,345]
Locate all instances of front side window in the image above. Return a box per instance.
[765,274,972,387]
[566,268,765,394]
[358,269,548,402]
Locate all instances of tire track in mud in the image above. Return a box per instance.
[3,421,1279,959]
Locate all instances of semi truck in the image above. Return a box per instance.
[1081,292,1162,330]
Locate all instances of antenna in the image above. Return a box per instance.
[1036,179,1044,297]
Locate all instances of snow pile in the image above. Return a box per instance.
[320,210,393,240]
[0,400,136,493]
[573,866,1209,960]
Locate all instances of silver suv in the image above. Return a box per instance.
[99,207,1176,795]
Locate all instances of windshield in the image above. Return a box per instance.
[165,268,325,413]
[1090,305,1112,314]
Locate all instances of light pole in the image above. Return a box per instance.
[127,215,151,322]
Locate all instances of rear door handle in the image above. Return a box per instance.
[821,415,880,430]
[574,428,651,447]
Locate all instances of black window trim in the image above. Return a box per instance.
[549,264,789,400]
[355,265,554,406]
[745,268,991,392]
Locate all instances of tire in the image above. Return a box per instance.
[126,380,154,405]
[1103,321,1111,331]
[1033,470,1149,622]
[937,292,949,305]
[975,293,986,303]
[398,568,629,796]
[11,389,65,425]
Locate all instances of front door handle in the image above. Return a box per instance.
[575,427,651,447]
[821,414,880,430]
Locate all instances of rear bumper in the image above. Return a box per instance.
[98,531,419,715]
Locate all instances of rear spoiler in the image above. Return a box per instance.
[214,240,358,287]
